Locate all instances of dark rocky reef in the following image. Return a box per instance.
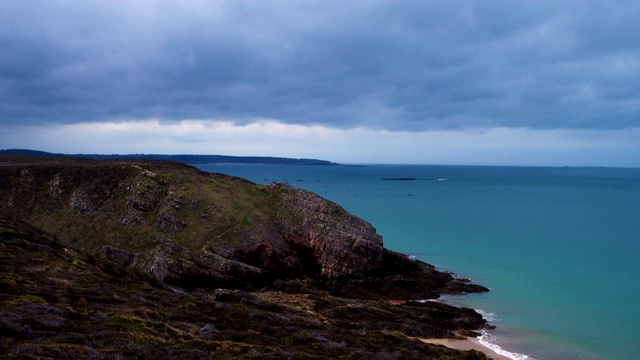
[0,154,491,359]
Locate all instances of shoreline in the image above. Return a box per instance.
[419,337,515,360]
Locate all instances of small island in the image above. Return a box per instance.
[381,177,421,181]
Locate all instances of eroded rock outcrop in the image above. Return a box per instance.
[266,183,385,278]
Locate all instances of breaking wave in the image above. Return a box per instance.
[475,309,534,360]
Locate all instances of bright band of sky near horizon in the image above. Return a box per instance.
[2,120,638,166]
[2,1,640,166]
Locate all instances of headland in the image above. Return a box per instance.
[0,154,492,359]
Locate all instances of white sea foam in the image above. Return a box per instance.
[461,309,535,360]
[417,298,439,303]
[414,301,534,359]
[475,309,501,324]
[477,330,534,360]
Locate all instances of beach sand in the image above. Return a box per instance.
[419,338,514,360]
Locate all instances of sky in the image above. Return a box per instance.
[1,1,640,166]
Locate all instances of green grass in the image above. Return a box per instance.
[9,294,47,305]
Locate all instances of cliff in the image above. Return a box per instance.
[0,154,490,359]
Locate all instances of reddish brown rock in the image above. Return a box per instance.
[266,182,385,278]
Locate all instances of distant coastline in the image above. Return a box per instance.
[0,149,338,166]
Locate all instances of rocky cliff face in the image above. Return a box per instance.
[266,182,385,278]
[0,155,486,299]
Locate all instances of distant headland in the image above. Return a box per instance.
[0,149,338,166]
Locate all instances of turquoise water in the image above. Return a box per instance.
[196,164,640,360]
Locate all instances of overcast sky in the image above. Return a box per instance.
[1,1,640,166]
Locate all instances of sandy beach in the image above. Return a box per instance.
[419,338,514,360]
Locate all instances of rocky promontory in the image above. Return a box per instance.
[0,154,491,359]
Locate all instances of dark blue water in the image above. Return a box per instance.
[196,164,640,360]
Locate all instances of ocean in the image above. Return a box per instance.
[196,164,640,360]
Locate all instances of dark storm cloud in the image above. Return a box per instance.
[1,0,640,130]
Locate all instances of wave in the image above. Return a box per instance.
[473,309,534,360]
[416,299,535,359]
[475,309,501,324]
[477,330,534,360]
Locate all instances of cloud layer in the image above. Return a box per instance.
[3,0,640,131]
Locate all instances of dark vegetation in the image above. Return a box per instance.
[0,154,491,359]
[0,216,491,359]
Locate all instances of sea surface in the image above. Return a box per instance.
[196,164,640,360]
